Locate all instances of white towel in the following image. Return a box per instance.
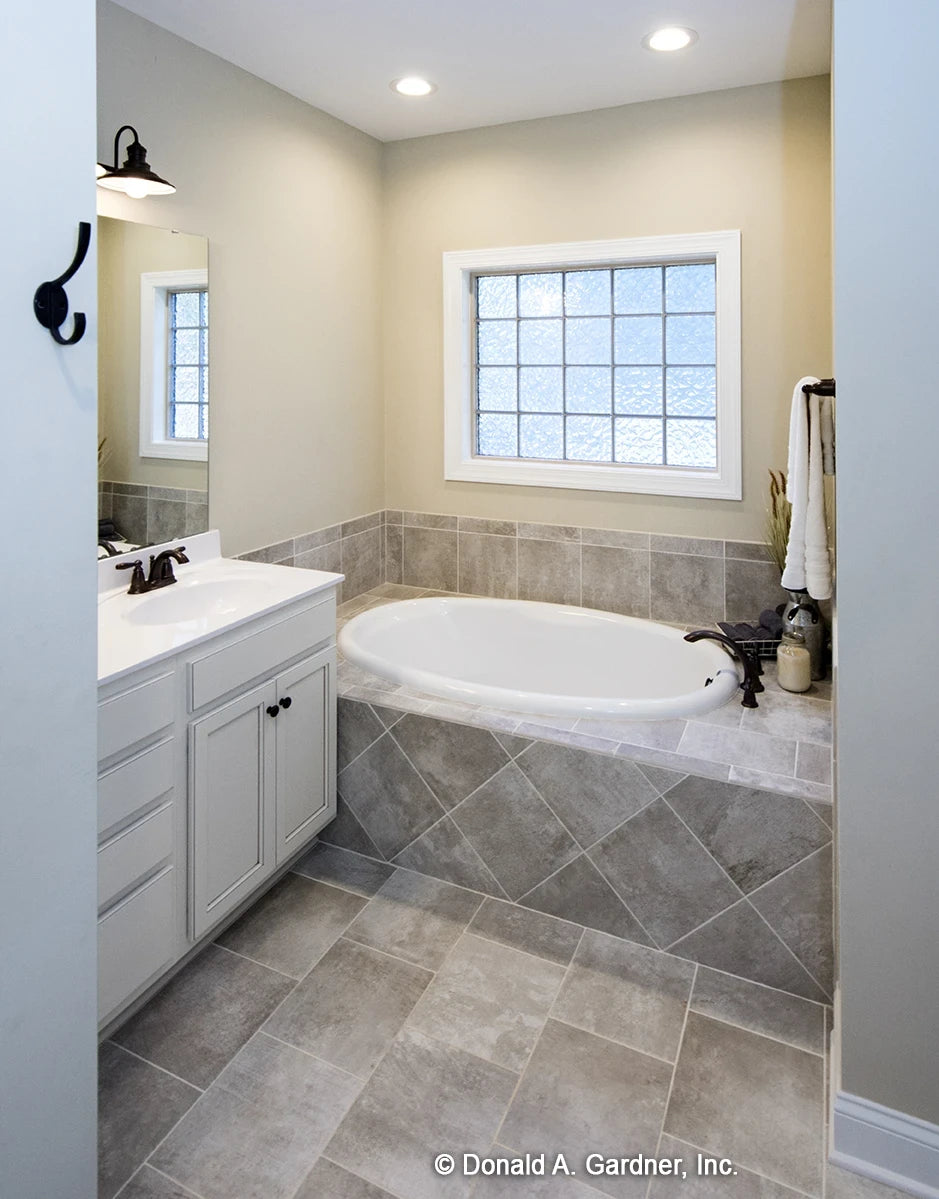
[781,377,832,600]
[821,395,836,475]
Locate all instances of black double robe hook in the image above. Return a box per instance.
[34,221,92,345]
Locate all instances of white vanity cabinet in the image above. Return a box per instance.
[97,584,338,1030]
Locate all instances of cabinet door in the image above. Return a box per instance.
[190,681,276,938]
[274,646,337,864]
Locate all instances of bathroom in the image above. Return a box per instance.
[4,2,938,1198]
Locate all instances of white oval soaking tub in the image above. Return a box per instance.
[339,597,741,720]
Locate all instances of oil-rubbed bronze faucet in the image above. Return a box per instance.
[684,629,765,708]
[116,546,189,595]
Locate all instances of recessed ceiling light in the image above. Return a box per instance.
[642,26,698,52]
[390,76,437,97]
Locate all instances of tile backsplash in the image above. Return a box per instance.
[99,481,209,546]
[241,508,788,622]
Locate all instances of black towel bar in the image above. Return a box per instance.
[802,378,836,397]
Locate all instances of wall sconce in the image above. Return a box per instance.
[97,125,175,199]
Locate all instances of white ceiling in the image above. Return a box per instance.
[112,0,831,142]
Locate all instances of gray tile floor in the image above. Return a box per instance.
[101,844,905,1199]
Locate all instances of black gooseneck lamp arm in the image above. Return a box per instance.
[684,629,765,709]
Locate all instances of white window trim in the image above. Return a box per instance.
[139,268,209,462]
[442,230,741,500]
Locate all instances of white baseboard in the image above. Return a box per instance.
[832,1092,939,1199]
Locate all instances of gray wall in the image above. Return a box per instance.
[0,1,99,1195]
[833,0,939,1125]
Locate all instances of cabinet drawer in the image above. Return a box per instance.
[98,738,174,836]
[99,672,175,762]
[98,802,174,911]
[189,599,335,711]
[98,867,175,1023]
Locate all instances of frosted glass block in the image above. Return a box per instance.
[172,404,199,439]
[566,416,612,462]
[666,419,717,467]
[565,318,611,365]
[519,414,564,459]
[566,367,611,414]
[477,274,517,318]
[614,367,663,415]
[519,273,562,316]
[614,267,662,314]
[478,320,516,365]
[200,367,209,403]
[172,367,199,405]
[665,315,715,365]
[615,417,664,464]
[201,406,209,439]
[478,367,518,411]
[201,291,209,324]
[665,263,715,312]
[173,329,199,365]
[666,367,716,416]
[478,413,518,457]
[564,270,611,316]
[519,367,563,412]
[200,329,209,363]
[614,316,662,364]
[173,292,200,326]
[519,319,563,364]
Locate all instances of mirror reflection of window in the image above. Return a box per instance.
[168,289,208,442]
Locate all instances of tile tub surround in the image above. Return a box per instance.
[101,840,861,1199]
[99,481,209,546]
[330,697,834,1003]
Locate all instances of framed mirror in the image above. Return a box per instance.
[97,216,209,557]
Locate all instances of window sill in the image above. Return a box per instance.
[141,439,208,463]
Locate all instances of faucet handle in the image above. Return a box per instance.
[116,560,147,594]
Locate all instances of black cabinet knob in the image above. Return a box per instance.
[266,705,279,717]
[280,696,292,709]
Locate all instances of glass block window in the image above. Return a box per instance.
[475,263,716,469]
[167,289,209,442]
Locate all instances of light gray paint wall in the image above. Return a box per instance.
[0,2,99,1195]
[833,0,939,1125]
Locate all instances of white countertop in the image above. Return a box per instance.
[98,531,343,685]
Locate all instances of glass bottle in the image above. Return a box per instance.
[777,630,812,693]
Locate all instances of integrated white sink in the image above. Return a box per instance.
[121,575,286,626]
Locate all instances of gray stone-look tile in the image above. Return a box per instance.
[320,795,384,859]
[341,527,383,600]
[580,527,650,550]
[650,553,724,624]
[665,1013,824,1195]
[727,765,831,803]
[264,938,431,1076]
[807,799,832,828]
[345,869,482,969]
[577,715,687,752]
[370,701,406,728]
[664,775,830,893]
[148,484,187,503]
[458,516,518,537]
[216,875,366,978]
[825,1165,914,1199]
[339,732,445,859]
[111,943,293,1089]
[384,524,403,584]
[295,524,342,554]
[392,714,510,809]
[589,799,740,948]
[469,898,583,967]
[459,532,518,598]
[741,689,832,745]
[517,539,581,606]
[402,526,458,591]
[342,512,382,538]
[690,966,825,1054]
[383,508,404,524]
[677,722,798,775]
[650,533,724,557]
[516,741,658,846]
[293,843,395,897]
[725,540,774,562]
[151,1032,362,1199]
[98,1042,200,1199]
[452,764,580,900]
[407,931,566,1070]
[668,899,828,1002]
[326,1026,517,1199]
[393,815,506,896]
[117,1165,203,1198]
[240,538,294,565]
[473,1161,601,1196]
[147,499,188,545]
[725,558,788,622]
[296,1158,395,1199]
[518,522,581,542]
[501,1019,672,1199]
[520,854,653,945]
[617,744,732,783]
[495,732,533,757]
[111,480,147,496]
[338,697,386,771]
[796,742,832,785]
[552,929,695,1061]
[749,846,833,998]
[294,540,342,573]
[184,503,209,537]
[110,493,148,544]
[652,1136,807,1199]
[403,510,459,529]
[637,763,688,794]
[581,545,650,618]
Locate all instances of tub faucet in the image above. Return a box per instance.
[684,629,764,709]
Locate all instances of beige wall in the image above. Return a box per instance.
[98,216,208,490]
[382,76,831,541]
[97,0,384,556]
